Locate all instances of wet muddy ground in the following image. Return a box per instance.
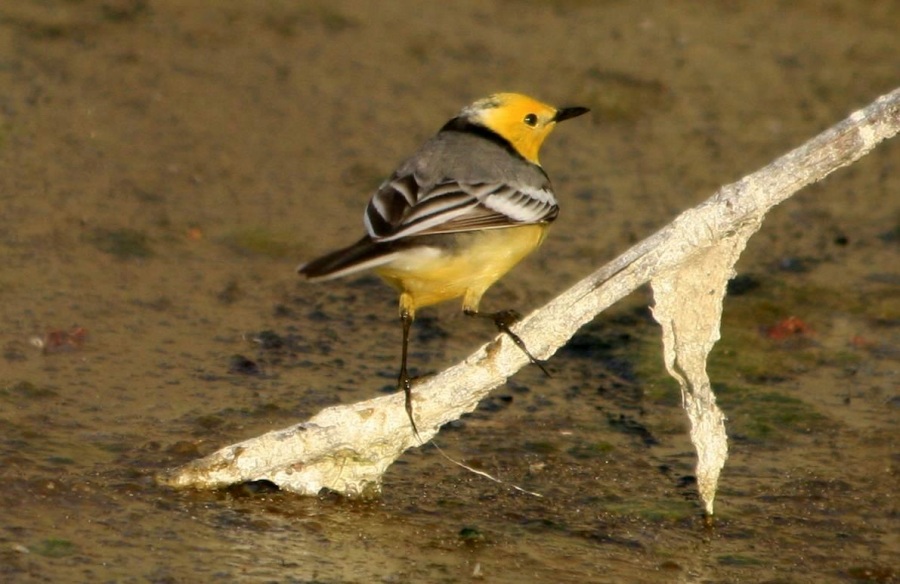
[1,1,898,582]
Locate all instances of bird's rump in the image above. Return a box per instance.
[297,236,409,281]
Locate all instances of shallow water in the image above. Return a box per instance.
[1,1,898,582]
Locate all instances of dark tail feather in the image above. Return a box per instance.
[298,236,401,281]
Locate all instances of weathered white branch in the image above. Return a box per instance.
[651,224,761,515]
[160,88,900,509]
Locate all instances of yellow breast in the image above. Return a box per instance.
[374,224,549,316]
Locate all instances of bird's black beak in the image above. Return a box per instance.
[554,106,590,122]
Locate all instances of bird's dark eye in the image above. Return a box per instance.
[523,113,538,127]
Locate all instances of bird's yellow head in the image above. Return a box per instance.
[460,93,589,165]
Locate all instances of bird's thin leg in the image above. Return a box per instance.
[398,308,420,439]
[464,308,550,377]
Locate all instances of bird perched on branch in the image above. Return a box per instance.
[299,92,589,437]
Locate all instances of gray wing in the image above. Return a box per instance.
[363,172,559,243]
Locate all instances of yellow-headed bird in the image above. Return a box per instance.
[299,93,589,436]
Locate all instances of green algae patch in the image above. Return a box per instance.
[2,381,58,400]
[32,538,76,558]
[567,441,615,460]
[87,227,153,259]
[714,383,832,442]
[221,228,304,259]
[604,498,697,523]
